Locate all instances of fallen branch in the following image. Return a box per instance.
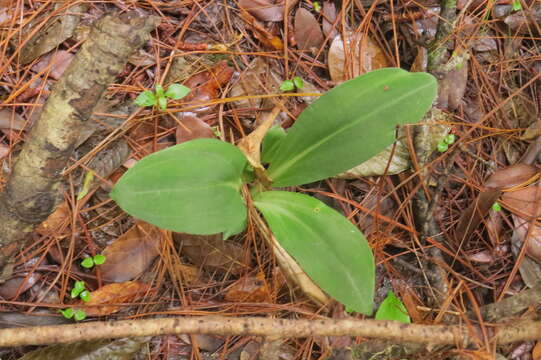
[0,316,540,347]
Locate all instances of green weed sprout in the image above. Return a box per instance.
[71,280,91,302]
[134,83,190,111]
[81,254,106,269]
[60,308,86,321]
[280,76,304,92]
[437,133,456,152]
[492,202,502,212]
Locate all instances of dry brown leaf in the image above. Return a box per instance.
[294,8,324,54]
[502,186,541,219]
[31,50,74,80]
[512,215,541,266]
[175,233,249,275]
[321,1,338,38]
[0,109,26,130]
[81,281,150,316]
[100,222,163,283]
[328,31,389,83]
[0,273,41,300]
[239,9,284,50]
[177,263,200,285]
[36,201,70,236]
[532,341,541,360]
[176,113,215,144]
[436,54,469,111]
[239,0,284,22]
[225,273,272,302]
[485,164,539,189]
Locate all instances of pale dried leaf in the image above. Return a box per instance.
[328,32,389,83]
[502,186,541,219]
[0,109,26,130]
[176,113,215,144]
[100,222,162,283]
[294,8,324,53]
[239,0,284,22]
[0,273,41,299]
[321,1,338,38]
[485,164,538,189]
[468,250,495,263]
[437,53,469,111]
[31,50,74,80]
[81,281,150,316]
[225,273,272,302]
[36,201,70,235]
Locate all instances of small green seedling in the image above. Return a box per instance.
[111,68,437,315]
[134,83,191,111]
[512,0,522,11]
[280,76,304,92]
[70,280,91,302]
[77,170,95,200]
[313,1,321,12]
[81,254,106,269]
[375,291,411,323]
[492,202,502,212]
[60,308,86,321]
[437,133,456,152]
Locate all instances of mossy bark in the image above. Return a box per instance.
[0,12,158,272]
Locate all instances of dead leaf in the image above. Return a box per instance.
[485,164,539,189]
[177,263,200,285]
[19,3,87,64]
[100,222,163,283]
[225,273,272,302]
[0,109,26,130]
[81,281,150,316]
[31,50,74,80]
[502,185,541,219]
[328,31,390,83]
[176,113,215,144]
[533,341,541,360]
[504,3,541,34]
[36,201,70,236]
[512,215,541,269]
[175,233,250,275]
[0,272,41,300]
[436,53,469,111]
[239,9,284,50]
[294,8,325,54]
[239,0,284,22]
[321,1,338,38]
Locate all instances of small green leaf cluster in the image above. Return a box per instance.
[81,254,106,269]
[60,280,92,321]
[375,291,411,323]
[512,0,522,11]
[312,1,321,12]
[492,202,502,212]
[134,83,190,111]
[280,76,304,92]
[437,133,456,152]
[111,68,437,315]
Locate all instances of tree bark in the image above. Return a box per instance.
[0,12,158,272]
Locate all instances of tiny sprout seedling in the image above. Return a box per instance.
[512,0,522,11]
[70,280,91,302]
[313,1,321,12]
[280,76,304,92]
[437,133,456,152]
[60,308,87,321]
[375,291,411,323]
[492,202,502,212]
[81,254,106,269]
[134,83,191,111]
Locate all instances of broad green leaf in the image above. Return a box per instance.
[110,139,248,236]
[254,191,374,314]
[375,291,411,323]
[266,68,437,186]
[261,125,287,164]
[134,90,156,107]
[165,83,191,99]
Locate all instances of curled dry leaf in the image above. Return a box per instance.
[31,50,74,80]
[225,273,272,302]
[294,8,325,54]
[502,185,541,219]
[176,113,215,144]
[80,281,151,316]
[485,164,539,189]
[511,215,541,271]
[100,222,163,283]
[175,233,249,275]
[239,0,284,22]
[328,31,390,83]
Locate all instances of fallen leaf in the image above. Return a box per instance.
[176,113,215,144]
[81,281,151,316]
[485,164,539,189]
[0,273,41,300]
[328,31,390,83]
[225,273,272,302]
[504,3,541,34]
[175,233,250,275]
[239,0,284,22]
[100,222,163,283]
[502,185,541,219]
[468,250,495,263]
[436,53,469,111]
[532,341,541,360]
[31,50,74,80]
[321,1,338,38]
[294,8,325,54]
[0,109,26,130]
[36,201,70,236]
